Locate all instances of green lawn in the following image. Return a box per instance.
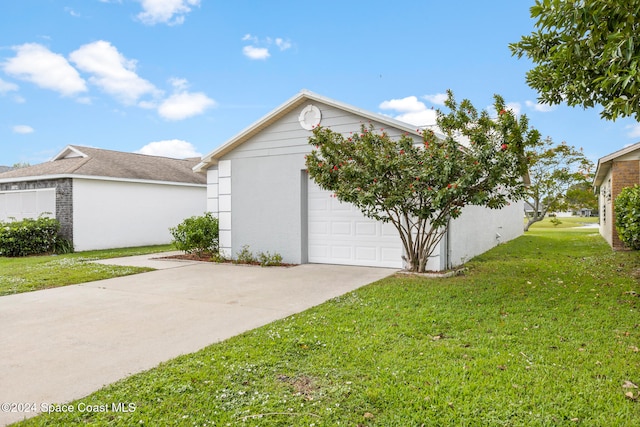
[15,229,640,426]
[0,245,173,296]
[527,216,599,229]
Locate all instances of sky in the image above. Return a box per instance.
[1,0,639,168]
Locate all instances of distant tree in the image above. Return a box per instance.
[510,0,640,121]
[11,162,30,169]
[306,91,540,272]
[564,181,598,213]
[525,138,593,231]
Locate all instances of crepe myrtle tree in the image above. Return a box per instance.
[305,91,540,272]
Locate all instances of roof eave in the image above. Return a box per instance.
[0,173,206,187]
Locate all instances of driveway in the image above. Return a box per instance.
[0,255,396,426]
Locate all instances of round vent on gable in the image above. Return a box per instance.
[298,104,322,130]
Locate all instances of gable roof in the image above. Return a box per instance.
[0,146,206,185]
[194,90,432,173]
[593,141,640,187]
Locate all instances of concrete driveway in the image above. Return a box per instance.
[0,255,396,426]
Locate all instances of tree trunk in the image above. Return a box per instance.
[524,215,543,231]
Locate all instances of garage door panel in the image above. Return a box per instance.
[381,222,398,237]
[308,198,328,212]
[307,178,403,268]
[355,221,376,237]
[331,221,352,235]
[308,220,329,235]
[355,246,376,262]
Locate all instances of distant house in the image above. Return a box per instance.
[194,90,524,270]
[593,142,640,249]
[0,146,206,251]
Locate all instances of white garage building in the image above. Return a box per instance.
[0,146,206,251]
[194,90,524,270]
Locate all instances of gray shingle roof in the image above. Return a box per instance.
[0,146,206,185]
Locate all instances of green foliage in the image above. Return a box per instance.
[549,217,562,227]
[615,185,640,249]
[169,212,219,257]
[306,90,540,272]
[510,0,640,121]
[564,181,598,212]
[257,251,283,266]
[234,245,256,264]
[0,215,63,257]
[524,137,593,231]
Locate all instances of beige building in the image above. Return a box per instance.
[593,142,640,249]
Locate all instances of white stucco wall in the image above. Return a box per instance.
[72,178,206,251]
[447,200,524,267]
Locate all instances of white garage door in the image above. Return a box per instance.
[0,189,56,222]
[307,178,403,268]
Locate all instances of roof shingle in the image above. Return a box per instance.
[0,146,206,185]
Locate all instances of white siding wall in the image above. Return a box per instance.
[73,178,206,251]
[447,200,524,267]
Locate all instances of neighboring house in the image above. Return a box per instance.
[524,201,546,218]
[593,141,640,249]
[194,90,524,270]
[0,146,206,251]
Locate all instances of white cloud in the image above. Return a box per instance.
[242,33,257,43]
[136,0,200,25]
[275,38,292,51]
[169,77,189,91]
[422,93,448,106]
[625,124,640,138]
[242,35,292,60]
[525,100,555,112]
[136,139,201,158]
[69,40,160,105]
[379,96,426,113]
[393,110,438,127]
[65,7,81,17]
[379,95,437,127]
[13,125,34,134]
[242,45,270,60]
[506,102,522,116]
[487,102,522,117]
[158,91,216,120]
[0,78,19,94]
[2,43,87,96]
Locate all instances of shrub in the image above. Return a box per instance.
[0,215,62,257]
[615,185,640,249]
[170,213,219,256]
[550,217,562,227]
[234,245,256,264]
[257,251,283,267]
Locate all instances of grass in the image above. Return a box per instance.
[15,229,640,426]
[527,216,599,229]
[0,244,173,296]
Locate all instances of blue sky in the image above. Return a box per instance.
[1,0,638,167]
